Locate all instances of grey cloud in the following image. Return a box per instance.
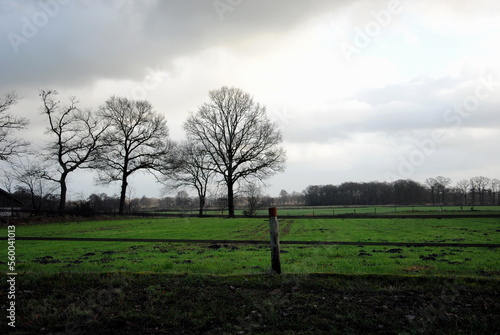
[281,69,500,144]
[0,0,346,91]
[355,71,500,129]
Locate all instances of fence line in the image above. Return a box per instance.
[2,208,500,220]
[1,236,498,248]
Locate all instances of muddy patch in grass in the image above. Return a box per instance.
[90,258,115,264]
[152,245,170,253]
[33,256,61,264]
[207,244,240,251]
[372,248,404,254]
[358,250,372,257]
[128,245,145,251]
[419,253,446,261]
[402,265,432,272]
[370,248,408,258]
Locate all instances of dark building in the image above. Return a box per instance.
[0,188,24,216]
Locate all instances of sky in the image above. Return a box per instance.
[1,0,499,200]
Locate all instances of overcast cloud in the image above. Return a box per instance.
[1,0,499,199]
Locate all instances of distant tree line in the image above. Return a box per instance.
[302,176,500,206]
[5,189,276,216]
[8,175,498,216]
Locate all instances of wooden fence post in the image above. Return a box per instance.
[268,207,281,274]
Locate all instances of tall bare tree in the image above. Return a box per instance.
[184,86,286,217]
[40,90,108,213]
[470,176,490,205]
[425,177,437,205]
[491,179,500,205]
[0,92,29,160]
[163,142,215,217]
[434,176,452,204]
[96,96,176,214]
[456,179,469,205]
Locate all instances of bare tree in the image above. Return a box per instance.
[243,182,262,217]
[96,96,176,214]
[491,179,500,205]
[434,176,452,204]
[424,177,452,205]
[456,179,469,205]
[1,169,18,216]
[291,191,305,205]
[175,190,191,213]
[40,90,108,213]
[0,92,29,160]
[163,142,215,217]
[279,189,289,206]
[425,178,437,205]
[1,169,15,193]
[184,86,286,217]
[215,193,228,216]
[10,157,58,213]
[470,176,490,205]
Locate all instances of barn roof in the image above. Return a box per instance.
[0,188,24,207]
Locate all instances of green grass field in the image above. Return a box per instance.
[256,205,500,216]
[156,205,500,216]
[1,216,499,334]
[2,217,499,277]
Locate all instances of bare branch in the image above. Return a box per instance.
[0,92,29,160]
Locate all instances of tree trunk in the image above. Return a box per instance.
[227,179,235,218]
[30,191,39,214]
[198,195,205,217]
[59,173,68,213]
[119,173,128,215]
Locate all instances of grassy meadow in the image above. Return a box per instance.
[263,205,500,216]
[160,205,500,217]
[1,216,499,334]
[2,216,499,277]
